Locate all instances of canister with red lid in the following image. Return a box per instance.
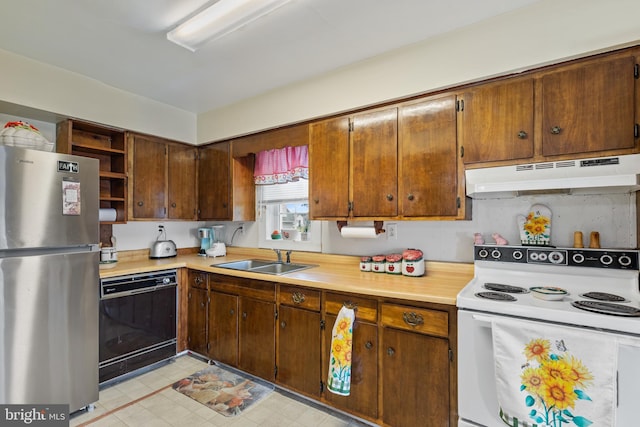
[402,249,425,276]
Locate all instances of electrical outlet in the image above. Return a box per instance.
[387,223,398,240]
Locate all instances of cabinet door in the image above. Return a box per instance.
[208,291,238,366]
[198,142,230,220]
[168,144,197,219]
[459,77,534,164]
[399,95,459,217]
[541,55,636,157]
[277,305,321,398]
[187,287,208,356]
[239,297,276,381]
[323,315,378,420]
[351,108,398,217]
[309,116,350,218]
[131,135,166,218]
[382,328,450,426]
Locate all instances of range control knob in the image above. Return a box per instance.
[600,254,614,265]
[618,255,632,267]
[163,277,172,285]
[548,251,564,264]
[572,253,585,264]
[512,250,524,260]
[491,249,502,259]
[478,249,489,258]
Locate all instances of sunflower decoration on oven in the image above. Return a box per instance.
[518,337,594,427]
[518,204,552,246]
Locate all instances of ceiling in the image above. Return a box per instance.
[0,0,541,114]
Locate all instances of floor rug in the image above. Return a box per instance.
[172,364,274,417]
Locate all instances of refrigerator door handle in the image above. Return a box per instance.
[0,244,99,258]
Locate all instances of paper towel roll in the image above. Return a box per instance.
[99,208,117,222]
[340,226,379,239]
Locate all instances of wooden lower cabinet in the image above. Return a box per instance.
[381,328,450,427]
[277,286,322,398]
[185,272,457,426]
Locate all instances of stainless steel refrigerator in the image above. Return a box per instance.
[0,145,99,413]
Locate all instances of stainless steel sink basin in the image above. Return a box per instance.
[212,259,315,275]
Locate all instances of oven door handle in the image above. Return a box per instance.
[471,314,494,327]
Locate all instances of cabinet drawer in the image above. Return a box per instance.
[188,271,208,290]
[380,303,448,338]
[325,292,377,323]
[279,285,320,311]
[209,274,275,301]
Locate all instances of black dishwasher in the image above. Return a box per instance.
[99,269,177,384]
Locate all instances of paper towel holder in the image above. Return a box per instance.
[336,220,385,235]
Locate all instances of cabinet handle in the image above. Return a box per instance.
[387,347,395,356]
[402,311,424,327]
[222,203,228,208]
[517,130,528,139]
[137,201,144,206]
[343,301,358,310]
[291,292,306,304]
[242,312,247,319]
[200,302,205,308]
[280,321,287,329]
[314,198,319,204]
[550,126,562,135]
[194,276,202,285]
[230,309,235,315]
[407,194,415,201]
[171,202,177,208]
[365,341,373,350]
[386,194,394,201]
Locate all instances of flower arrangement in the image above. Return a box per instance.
[519,337,594,427]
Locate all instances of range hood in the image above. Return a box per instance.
[465,154,640,199]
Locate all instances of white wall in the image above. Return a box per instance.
[0,49,196,144]
[197,0,640,143]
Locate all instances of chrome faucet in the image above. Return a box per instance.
[285,250,293,264]
[273,249,282,263]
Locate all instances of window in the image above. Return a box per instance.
[256,179,322,252]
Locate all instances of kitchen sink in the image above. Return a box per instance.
[212,259,316,275]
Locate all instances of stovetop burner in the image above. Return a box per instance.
[580,292,627,302]
[483,283,529,294]
[571,301,640,317]
[475,292,517,301]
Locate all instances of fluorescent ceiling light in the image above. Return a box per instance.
[167,0,292,51]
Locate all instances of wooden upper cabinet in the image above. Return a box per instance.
[309,116,350,218]
[129,133,197,220]
[459,77,535,164]
[398,95,461,218]
[130,134,167,219]
[198,142,230,220]
[541,54,637,157]
[168,143,197,219]
[350,108,398,218]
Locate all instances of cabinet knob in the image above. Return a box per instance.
[550,126,562,135]
[365,341,373,350]
[387,347,395,356]
[137,201,144,206]
[222,203,228,208]
[280,321,287,329]
[194,277,203,285]
[314,198,319,204]
[171,202,177,208]
[402,311,424,327]
[517,130,528,139]
[230,309,235,315]
[407,194,415,201]
[386,194,394,201]
[242,312,247,319]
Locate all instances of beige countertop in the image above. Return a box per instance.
[100,247,474,306]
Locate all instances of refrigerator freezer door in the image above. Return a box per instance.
[0,146,99,250]
[0,249,99,412]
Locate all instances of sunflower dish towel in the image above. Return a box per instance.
[327,306,355,396]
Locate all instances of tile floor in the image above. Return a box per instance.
[70,355,375,427]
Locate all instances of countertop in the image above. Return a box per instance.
[100,247,474,306]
